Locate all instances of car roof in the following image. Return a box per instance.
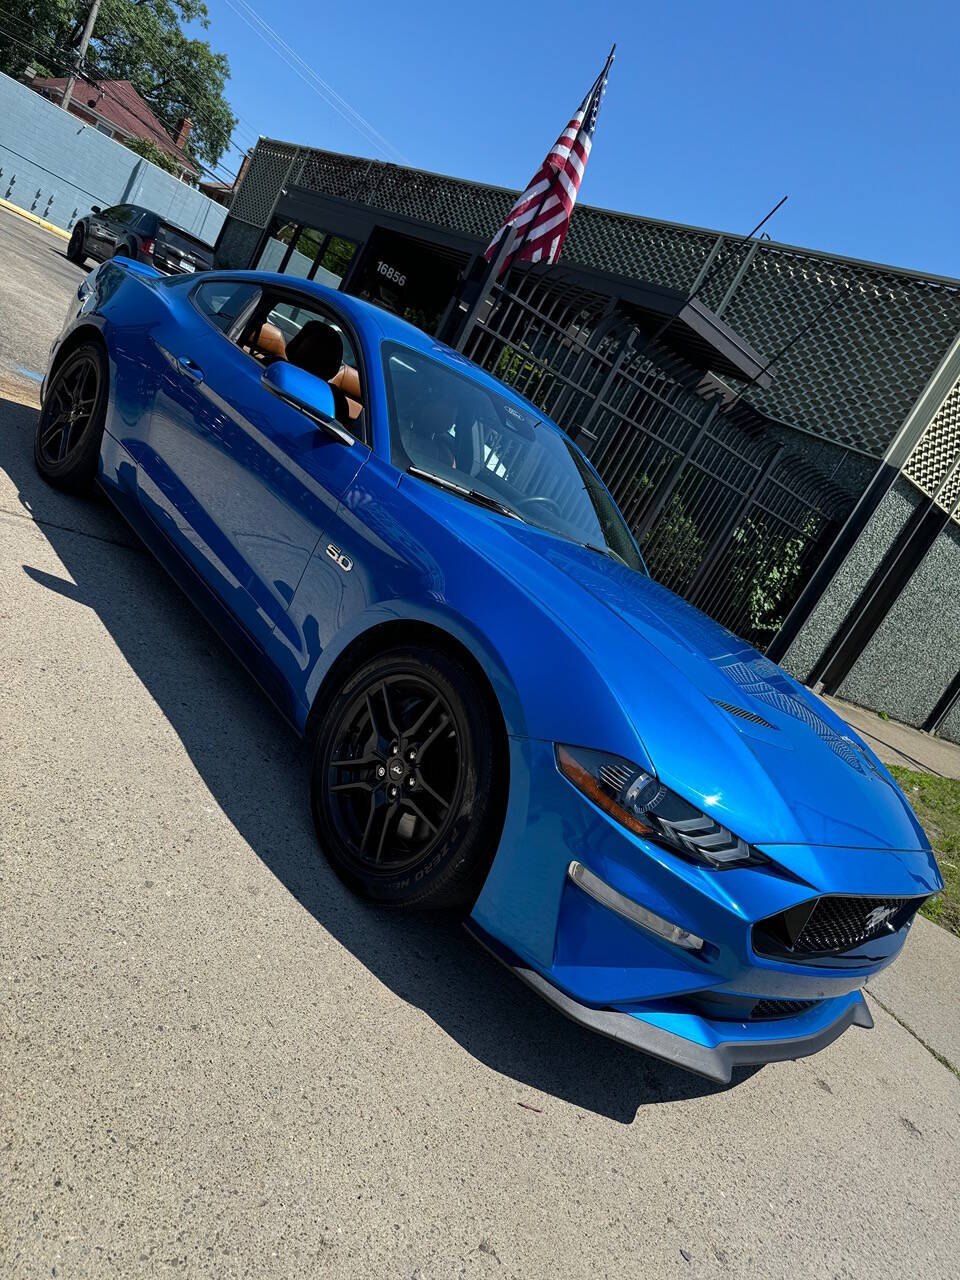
[224,271,555,425]
[122,205,212,246]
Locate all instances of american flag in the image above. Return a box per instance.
[485,47,615,277]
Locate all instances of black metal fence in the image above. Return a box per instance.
[458,269,854,649]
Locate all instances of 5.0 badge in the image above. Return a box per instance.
[325,543,353,572]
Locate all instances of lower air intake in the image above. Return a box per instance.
[751,997,819,1020]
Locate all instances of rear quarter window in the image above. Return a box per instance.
[191,280,260,333]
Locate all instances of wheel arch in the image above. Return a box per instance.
[47,323,109,383]
[305,618,511,767]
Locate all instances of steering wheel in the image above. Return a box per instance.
[518,495,563,518]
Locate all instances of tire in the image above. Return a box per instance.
[34,342,108,494]
[66,223,86,265]
[112,242,134,260]
[311,646,503,909]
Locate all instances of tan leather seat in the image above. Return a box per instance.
[253,321,286,360]
[330,363,363,422]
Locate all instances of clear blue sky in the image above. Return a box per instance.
[200,0,960,278]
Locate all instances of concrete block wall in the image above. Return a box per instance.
[0,72,226,243]
[781,478,923,682]
[783,477,960,744]
[836,517,960,741]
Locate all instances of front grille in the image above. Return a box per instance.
[754,894,921,961]
[751,997,818,1020]
[798,896,910,953]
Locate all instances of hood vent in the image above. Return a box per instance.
[713,700,777,731]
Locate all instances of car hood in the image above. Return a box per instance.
[487,521,930,861]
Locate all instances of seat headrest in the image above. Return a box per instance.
[330,363,362,401]
[254,321,286,360]
[285,321,343,380]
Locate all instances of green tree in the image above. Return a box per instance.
[120,133,180,174]
[0,0,237,171]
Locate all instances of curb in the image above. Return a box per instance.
[0,196,70,241]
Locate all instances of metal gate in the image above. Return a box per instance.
[458,268,853,649]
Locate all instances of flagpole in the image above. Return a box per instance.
[454,45,615,353]
[452,224,519,351]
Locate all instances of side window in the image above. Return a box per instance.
[238,292,365,438]
[192,280,260,333]
[111,206,135,226]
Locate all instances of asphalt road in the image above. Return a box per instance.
[2,208,959,1280]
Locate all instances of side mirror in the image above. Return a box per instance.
[90,205,101,214]
[260,361,353,446]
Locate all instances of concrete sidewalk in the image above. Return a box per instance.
[825,694,960,779]
[867,916,960,1077]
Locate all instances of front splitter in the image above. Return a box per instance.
[465,922,874,1085]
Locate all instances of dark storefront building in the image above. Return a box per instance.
[215,139,960,742]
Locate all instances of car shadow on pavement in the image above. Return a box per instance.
[2,394,754,1122]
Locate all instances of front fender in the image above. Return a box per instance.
[286,456,648,767]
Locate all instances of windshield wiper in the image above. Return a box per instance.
[407,467,526,523]
[579,540,629,567]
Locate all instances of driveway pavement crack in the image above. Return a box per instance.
[866,988,960,1082]
[0,505,142,552]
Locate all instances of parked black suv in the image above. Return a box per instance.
[67,203,214,276]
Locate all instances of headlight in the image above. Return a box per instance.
[556,744,765,869]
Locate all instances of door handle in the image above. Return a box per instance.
[177,355,204,383]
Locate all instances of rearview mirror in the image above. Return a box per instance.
[90,205,101,214]
[260,362,353,446]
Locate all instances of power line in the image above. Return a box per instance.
[0,19,239,186]
[89,0,253,170]
[217,0,410,164]
[97,0,260,159]
[0,2,245,180]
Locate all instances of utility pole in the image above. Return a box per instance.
[61,0,101,113]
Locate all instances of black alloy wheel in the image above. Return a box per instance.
[311,647,503,908]
[66,223,86,264]
[33,344,107,493]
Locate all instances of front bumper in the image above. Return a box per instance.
[470,737,937,1080]
[468,922,874,1084]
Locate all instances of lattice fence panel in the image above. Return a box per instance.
[229,141,302,227]
[722,250,960,456]
[904,375,960,518]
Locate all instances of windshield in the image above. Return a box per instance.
[382,342,645,572]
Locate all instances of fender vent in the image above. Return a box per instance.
[713,700,777,730]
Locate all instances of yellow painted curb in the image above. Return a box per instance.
[0,196,71,240]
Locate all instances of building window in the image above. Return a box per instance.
[256,221,298,272]
[255,218,357,287]
[315,236,356,286]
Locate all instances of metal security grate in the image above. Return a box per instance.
[458,267,855,646]
[903,375,960,518]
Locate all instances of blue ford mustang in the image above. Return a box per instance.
[37,259,942,1083]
